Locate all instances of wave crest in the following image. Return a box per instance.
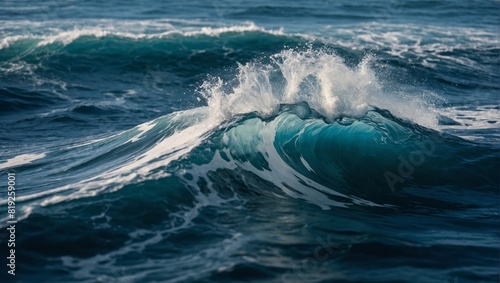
[201,48,439,128]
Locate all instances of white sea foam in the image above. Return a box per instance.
[0,34,30,49]
[201,48,440,128]
[129,120,156,143]
[171,22,285,37]
[320,23,497,71]
[36,28,111,46]
[10,108,220,210]
[0,21,286,49]
[0,153,46,170]
[439,105,500,140]
[61,231,248,283]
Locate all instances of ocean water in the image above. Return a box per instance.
[0,0,499,282]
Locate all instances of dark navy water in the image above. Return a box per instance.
[0,1,499,282]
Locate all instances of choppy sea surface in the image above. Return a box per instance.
[0,1,499,282]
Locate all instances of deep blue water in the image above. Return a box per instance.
[0,1,499,282]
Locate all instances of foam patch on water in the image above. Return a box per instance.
[36,28,112,47]
[439,105,500,141]
[440,105,499,129]
[0,153,46,170]
[60,231,248,283]
[129,120,156,143]
[318,23,497,72]
[172,22,285,37]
